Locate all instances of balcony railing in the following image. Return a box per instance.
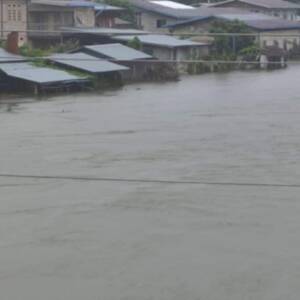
[27,22,74,37]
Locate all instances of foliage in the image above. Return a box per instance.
[127,37,142,50]
[19,44,50,57]
[209,20,255,55]
[48,39,79,53]
[239,44,260,58]
[97,0,136,24]
[0,40,6,49]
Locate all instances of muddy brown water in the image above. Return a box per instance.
[1,67,300,300]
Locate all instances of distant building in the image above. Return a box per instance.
[75,43,154,80]
[0,0,28,45]
[112,34,210,62]
[208,0,300,21]
[166,13,300,51]
[127,0,202,32]
[28,0,96,46]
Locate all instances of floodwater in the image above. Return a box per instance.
[1,66,300,300]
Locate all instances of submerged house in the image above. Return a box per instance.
[48,52,129,85]
[76,43,154,80]
[112,34,210,61]
[0,61,87,93]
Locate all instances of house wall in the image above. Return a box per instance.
[96,14,115,27]
[136,11,176,33]
[141,44,209,61]
[257,29,300,50]
[213,1,297,20]
[74,7,95,27]
[28,10,74,31]
[0,0,27,43]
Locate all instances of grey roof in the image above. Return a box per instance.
[94,3,123,11]
[0,48,26,63]
[241,18,300,30]
[127,0,207,19]
[166,11,300,31]
[128,0,253,19]
[49,52,129,73]
[82,43,152,60]
[0,62,83,84]
[210,0,300,9]
[113,34,209,48]
[217,13,300,30]
[61,27,148,36]
[31,0,96,7]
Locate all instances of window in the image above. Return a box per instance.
[17,9,22,21]
[156,19,167,28]
[7,2,22,22]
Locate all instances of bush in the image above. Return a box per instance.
[127,37,142,50]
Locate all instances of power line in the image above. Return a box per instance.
[0,173,299,189]
[0,56,293,65]
[1,29,300,37]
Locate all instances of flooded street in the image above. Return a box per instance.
[1,66,300,300]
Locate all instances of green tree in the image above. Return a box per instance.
[209,19,255,55]
[127,37,142,50]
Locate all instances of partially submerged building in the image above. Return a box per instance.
[0,61,87,93]
[48,52,129,85]
[112,34,210,61]
[77,43,154,81]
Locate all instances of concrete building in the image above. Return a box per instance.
[208,0,300,21]
[0,0,28,44]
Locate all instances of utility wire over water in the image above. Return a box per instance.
[1,173,300,189]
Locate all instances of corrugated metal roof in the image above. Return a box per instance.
[61,27,148,36]
[0,49,26,63]
[49,52,129,73]
[210,0,300,9]
[94,4,123,11]
[82,43,152,60]
[150,1,194,9]
[0,62,84,84]
[113,34,209,48]
[31,0,96,7]
[166,11,300,31]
